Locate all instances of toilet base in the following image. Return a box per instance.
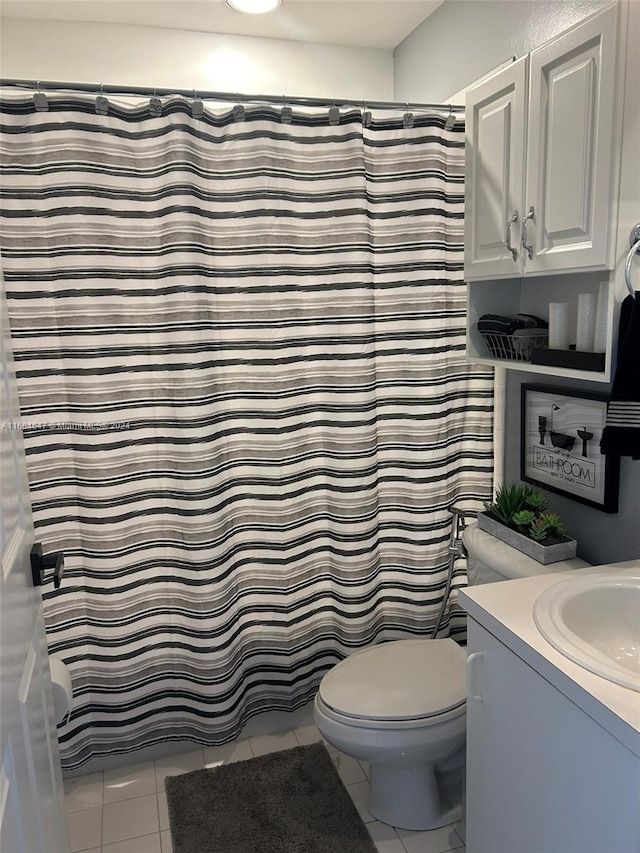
[367,761,463,831]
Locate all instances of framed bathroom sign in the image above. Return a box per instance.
[520,384,619,513]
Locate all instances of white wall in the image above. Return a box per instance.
[0,17,393,101]
[393,0,640,564]
[394,0,611,104]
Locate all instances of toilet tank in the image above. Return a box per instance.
[462,523,590,585]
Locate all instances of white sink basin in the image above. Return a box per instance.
[533,569,640,692]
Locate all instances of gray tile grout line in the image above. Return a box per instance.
[100,829,163,853]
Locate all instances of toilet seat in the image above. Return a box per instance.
[318,639,466,727]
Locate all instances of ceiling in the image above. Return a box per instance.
[0,0,445,50]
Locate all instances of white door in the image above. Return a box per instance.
[0,267,69,853]
[464,57,527,280]
[524,2,619,275]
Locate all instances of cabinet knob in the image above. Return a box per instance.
[521,205,535,260]
[505,210,519,261]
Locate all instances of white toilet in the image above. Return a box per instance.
[314,522,590,831]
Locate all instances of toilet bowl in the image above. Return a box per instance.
[314,521,590,830]
[314,638,466,831]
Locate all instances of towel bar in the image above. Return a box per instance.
[625,223,640,298]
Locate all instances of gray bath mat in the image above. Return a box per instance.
[165,741,377,853]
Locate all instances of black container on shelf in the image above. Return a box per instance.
[530,348,606,372]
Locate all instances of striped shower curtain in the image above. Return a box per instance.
[0,93,493,769]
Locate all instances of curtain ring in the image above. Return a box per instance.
[403,103,414,129]
[233,95,245,122]
[95,83,108,115]
[281,95,292,124]
[191,89,204,118]
[33,80,48,112]
[150,87,162,116]
[444,105,456,130]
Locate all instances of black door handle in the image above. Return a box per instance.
[30,543,64,589]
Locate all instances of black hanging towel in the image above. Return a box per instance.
[600,293,640,459]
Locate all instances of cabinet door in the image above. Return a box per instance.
[465,619,639,853]
[524,3,619,274]
[464,57,527,280]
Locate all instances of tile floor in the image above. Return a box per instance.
[64,724,466,853]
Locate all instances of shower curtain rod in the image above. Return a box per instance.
[0,78,465,112]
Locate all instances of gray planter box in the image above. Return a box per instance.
[477,512,577,565]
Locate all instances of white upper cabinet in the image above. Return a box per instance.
[464,58,527,279]
[525,3,619,273]
[465,3,620,280]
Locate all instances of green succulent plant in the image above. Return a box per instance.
[483,483,570,545]
[538,512,566,538]
[512,509,536,531]
[524,492,548,513]
[529,518,550,542]
[483,483,529,525]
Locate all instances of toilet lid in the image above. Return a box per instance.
[319,639,466,721]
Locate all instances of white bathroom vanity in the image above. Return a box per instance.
[459,563,640,853]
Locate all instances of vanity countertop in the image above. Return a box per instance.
[459,560,640,759]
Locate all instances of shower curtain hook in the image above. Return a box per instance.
[444,104,456,131]
[362,101,372,128]
[281,95,292,124]
[403,103,414,129]
[95,83,108,115]
[33,79,49,112]
[328,102,340,126]
[150,87,162,117]
[191,88,204,119]
[233,93,245,122]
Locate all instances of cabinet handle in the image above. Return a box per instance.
[466,651,484,701]
[521,205,535,260]
[505,210,518,261]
